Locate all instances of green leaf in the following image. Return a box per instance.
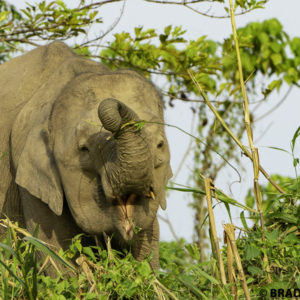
[290,37,300,56]
[136,260,151,277]
[240,211,249,230]
[164,25,172,36]
[274,213,297,224]
[267,79,282,92]
[271,53,282,66]
[134,120,145,131]
[82,247,96,261]
[245,244,261,260]
[185,243,200,261]
[270,42,281,53]
[291,126,300,152]
[283,233,299,244]
[265,229,279,242]
[0,11,10,23]
[258,32,269,44]
[248,265,262,276]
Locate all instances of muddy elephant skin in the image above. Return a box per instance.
[0,42,172,268]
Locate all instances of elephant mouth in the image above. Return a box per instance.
[96,175,156,241]
[116,193,136,241]
[116,188,156,241]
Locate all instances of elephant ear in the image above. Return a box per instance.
[15,125,64,216]
[160,165,172,210]
[160,196,167,210]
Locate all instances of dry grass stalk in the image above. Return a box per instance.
[153,279,180,300]
[152,281,167,300]
[48,256,62,275]
[0,219,32,237]
[253,149,272,283]
[76,255,98,293]
[103,232,113,262]
[224,227,237,300]
[228,0,272,284]
[204,178,227,285]
[38,255,51,275]
[224,224,251,300]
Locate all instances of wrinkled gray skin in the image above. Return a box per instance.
[0,42,172,269]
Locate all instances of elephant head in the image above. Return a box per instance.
[14,71,172,244]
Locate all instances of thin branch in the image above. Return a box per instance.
[145,0,259,19]
[211,123,245,185]
[254,121,273,144]
[0,38,40,47]
[79,0,124,10]
[89,54,180,76]
[254,85,293,122]
[78,0,127,48]
[145,0,215,4]
[173,109,196,180]
[158,214,180,242]
[163,91,234,104]
[185,3,253,19]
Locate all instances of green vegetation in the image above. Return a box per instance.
[0,191,299,299]
[1,0,299,298]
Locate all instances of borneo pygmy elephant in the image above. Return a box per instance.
[0,42,172,269]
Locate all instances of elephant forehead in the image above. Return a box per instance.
[53,72,163,117]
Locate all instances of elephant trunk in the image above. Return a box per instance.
[98,98,153,197]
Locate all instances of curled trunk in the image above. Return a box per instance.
[98,98,153,197]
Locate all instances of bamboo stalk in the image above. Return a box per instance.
[204,178,227,286]
[188,70,284,195]
[228,0,272,284]
[224,224,251,300]
[224,229,237,300]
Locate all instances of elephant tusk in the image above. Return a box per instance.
[150,191,155,200]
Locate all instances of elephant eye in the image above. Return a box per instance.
[79,145,89,153]
[157,140,164,149]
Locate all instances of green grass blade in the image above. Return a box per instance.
[167,185,257,213]
[0,260,26,288]
[196,268,220,285]
[224,202,233,223]
[178,275,209,299]
[265,146,290,154]
[23,236,77,273]
[291,126,300,152]
[240,211,250,230]
[0,243,19,258]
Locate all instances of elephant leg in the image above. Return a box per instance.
[20,187,81,251]
[131,218,159,269]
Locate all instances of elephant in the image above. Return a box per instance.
[0,41,172,269]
